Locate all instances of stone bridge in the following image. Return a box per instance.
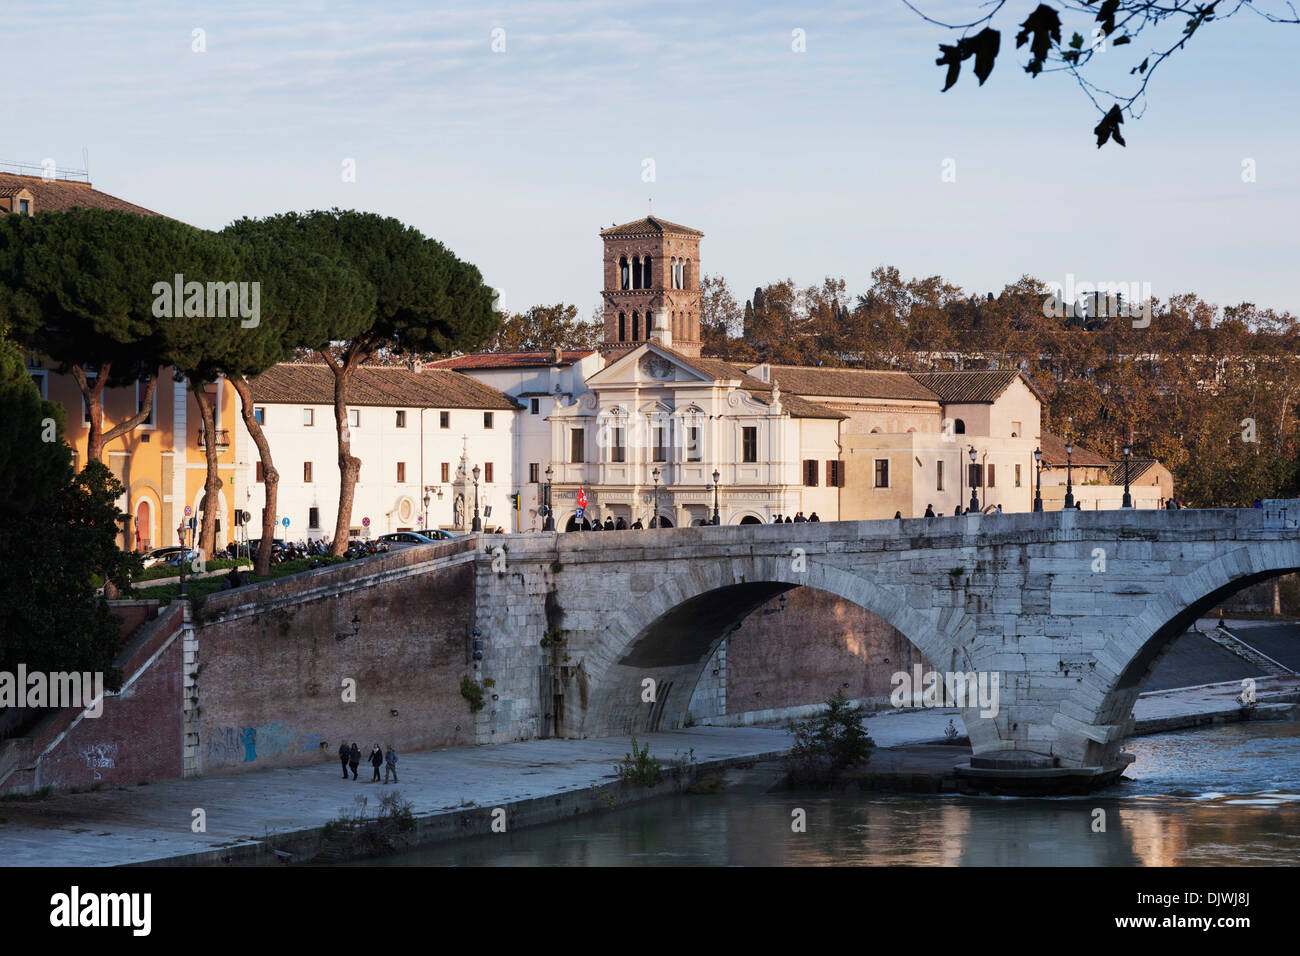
[471,506,1300,786]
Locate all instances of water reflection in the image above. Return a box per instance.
[354,722,1300,867]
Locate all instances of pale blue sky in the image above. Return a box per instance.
[4,1,1298,316]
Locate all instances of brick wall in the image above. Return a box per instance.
[195,554,479,774]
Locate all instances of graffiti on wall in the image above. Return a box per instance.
[204,722,325,766]
[82,742,119,781]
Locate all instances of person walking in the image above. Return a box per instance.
[773,514,782,523]
[631,518,643,529]
[349,742,360,780]
[384,745,399,784]
[893,511,902,519]
[794,511,806,523]
[808,512,820,522]
[369,743,383,782]
[338,741,351,779]
[924,504,935,518]
[784,515,793,524]
[603,516,615,530]
[994,504,1003,514]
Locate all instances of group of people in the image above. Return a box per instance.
[337,741,399,783]
[772,512,819,523]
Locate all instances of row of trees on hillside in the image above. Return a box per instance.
[697,269,1300,507]
[0,208,499,574]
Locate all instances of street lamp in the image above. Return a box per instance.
[542,465,555,531]
[710,468,721,526]
[968,445,979,514]
[1064,442,1075,509]
[1122,445,1133,509]
[422,489,430,530]
[1033,447,1043,513]
[651,466,661,529]
[472,464,482,532]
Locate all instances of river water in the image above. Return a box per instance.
[362,721,1300,866]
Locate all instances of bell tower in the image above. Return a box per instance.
[599,216,703,357]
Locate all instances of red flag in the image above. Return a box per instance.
[576,486,588,510]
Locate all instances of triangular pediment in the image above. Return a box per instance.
[584,342,717,388]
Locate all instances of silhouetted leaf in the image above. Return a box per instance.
[1130,56,1149,75]
[1112,34,1131,45]
[1094,103,1126,148]
[1069,32,1084,49]
[1096,0,1120,36]
[1016,4,1062,77]
[936,42,964,91]
[971,28,1000,85]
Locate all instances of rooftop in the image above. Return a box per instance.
[0,171,162,217]
[430,349,597,371]
[248,363,520,411]
[752,364,941,403]
[912,369,1047,405]
[1039,431,1111,467]
[600,216,704,238]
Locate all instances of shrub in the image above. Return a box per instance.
[614,736,661,788]
[785,690,875,782]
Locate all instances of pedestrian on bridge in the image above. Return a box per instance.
[338,741,351,779]
[924,504,935,518]
[808,512,820,522]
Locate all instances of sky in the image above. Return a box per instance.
[4,0,1299,318]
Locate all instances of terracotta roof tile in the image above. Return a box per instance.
[1107,459,1159,484]
[600,216,703,238]
[652,348,845,420]
[0,172,162,217]
[430,349,597,370]
[756,364,941,402]
[248,363,520,410]
[913,370,1047,405]
[1039,431,1111,467]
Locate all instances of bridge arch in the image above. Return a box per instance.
[1060,534,1300,769]
[568,549,975,739]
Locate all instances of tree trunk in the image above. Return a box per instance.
[321,344,368,558]
[232,376,277,577]
[191,379,222,560]
[101,369,160,450]
[69,361,111,465]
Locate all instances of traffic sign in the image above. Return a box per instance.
[282,517,290,527]
[362,517,370,527]
[184,505,192,517]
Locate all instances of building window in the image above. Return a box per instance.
[826,460,845,487]
[954,419,965,435]
[874,459,890,488]
[1015,463,1022,487]
[937,460,945,492]
[304,462,313,482]
[686,427,701,462]
[396,410,406,428]
[441,462,450,483]
[742,427,757,463]
[256,461,265,483]
[1011,421,1022,438]
[18,199,30,215]
[611,427,626,463]
[137,379,155,427]
[397,462,406,483]
[254,406,266,425]
[349,408,360,427]
[484,462,494,483]
[803,459,819,487]
[653,425,667,462]
[484,412,494,429]
[618,313,626,342]
[530,398,540,415]
[571,428,585,463]
[440,411,450,429]
[309,507,319,528]
[988,463,996,488]
[529,463,539,483]
[303,408,314,426]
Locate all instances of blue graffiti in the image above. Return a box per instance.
[206,723,325,766]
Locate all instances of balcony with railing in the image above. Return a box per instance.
[197,428,231,449]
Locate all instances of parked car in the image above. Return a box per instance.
[141,545,188,569]
[378,530,456,548]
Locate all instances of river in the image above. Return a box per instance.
[358,720,1300,866]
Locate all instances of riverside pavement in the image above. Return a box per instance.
[1,675,1296,867]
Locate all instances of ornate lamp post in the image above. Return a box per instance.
[968,445,979,513]
[710,468,721,526]
[1122,445,1133,509]
[651,466,661,528]
[422,489,431,530]
[542,465,555,531]
[472,464,482,532]
[1033,448,1043,513]
[1064,442,1075,510]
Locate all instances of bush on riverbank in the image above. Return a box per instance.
[784,690,875,785]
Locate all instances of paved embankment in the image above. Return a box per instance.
[2,662,1297,866]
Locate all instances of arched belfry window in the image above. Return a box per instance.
[632,311,640,341]
[618,312,626,342]
[642,255,652,288]
[954,419,966,434]
[682,259,690,290]
[620,257,629,291]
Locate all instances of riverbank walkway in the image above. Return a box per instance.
[2,673,1297,867]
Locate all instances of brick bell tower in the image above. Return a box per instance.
[599,216,703,358]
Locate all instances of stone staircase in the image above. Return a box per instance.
[1205,624,1297,678]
